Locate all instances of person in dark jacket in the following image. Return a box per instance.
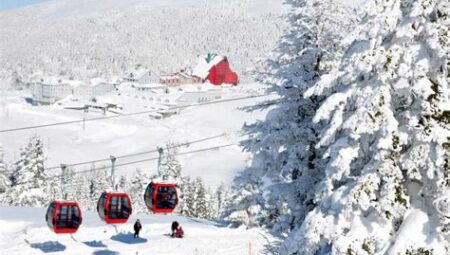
[171,221,179,237]
[133,219,142,238]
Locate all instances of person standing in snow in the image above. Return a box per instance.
[171,221,179,237]
[171,221,184,238]
[133,219,142,238]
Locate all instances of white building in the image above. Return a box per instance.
[91,78,116,97]
[72,78,116,99]
[123,68,159,84]
[32,77,73,105]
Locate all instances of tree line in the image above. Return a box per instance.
[0,137,231,220]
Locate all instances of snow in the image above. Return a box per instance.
[0,205,277,254]
[0,83,277,189]
[387,209,446,255]
[192,55,225,80]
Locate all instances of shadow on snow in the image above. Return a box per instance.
[111,232,148,244]
[29,241,66,253]
[93,250,120,255]
[84,240,107,248]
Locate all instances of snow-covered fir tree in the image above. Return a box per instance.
[228,0,448,254]
[86,164,111,209]
[127,168,150,213]
[72,172,91,210]
[157,144,182,183]
[0,144,10,194]
[118,175,128,191]
[7,135,48,206]
[194,177,210,219]
[226,0,358,233]
[215,182,231,218]
[281,0,449,254]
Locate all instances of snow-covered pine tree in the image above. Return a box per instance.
[281,0,449,254]
[194,177,210,219]
[45,174,62,202]
[215,182,231,218]
[182,177,198,218]
[157,143,182,183]
[128,168,150,213]
[87,164,110,209]
[7,135,47,206]
[226,0,358,234]
[118,175,128,191]
[176,175,192,216]
[72,173,91,210]
[0,144,10,194]
[10,135,46,187]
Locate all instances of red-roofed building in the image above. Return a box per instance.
[192,54,239,86]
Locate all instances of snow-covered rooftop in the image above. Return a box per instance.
[125,68,153,80]
[192,54,225,79]
[90,77,108,86]
[37,76,67,85]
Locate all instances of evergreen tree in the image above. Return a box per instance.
[128,168,150,213]
[226,0,358,234]
[118,175,128,191]
[7,135,47,206]
[157,143,182,182]
[10,135,46,188]
[45,175,62,202]
[281,0,448,253]
[87,164,110,209]
[72,173,91,210]
[215,182,230,218]
[0,144,10,194]
[182,177,198,218]
[195,178,209,219]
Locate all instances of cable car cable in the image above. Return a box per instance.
[44,132,228,171]
[13,143,237,186]
[0,93,278,133]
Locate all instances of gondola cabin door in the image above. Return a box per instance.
[97,192,132,224]
[144,182,178,214]
[46,201,82,234]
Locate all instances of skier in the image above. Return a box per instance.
[133,219,142,238]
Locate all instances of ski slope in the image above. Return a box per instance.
[0,205,276,255]
[0,83,277,189]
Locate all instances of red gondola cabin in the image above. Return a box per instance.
[46,201,82,234]
[97,192,132,224]
[144,182,178,214]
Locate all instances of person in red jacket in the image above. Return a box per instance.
[174,225,184,238]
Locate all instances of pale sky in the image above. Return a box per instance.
[0,0,53,10]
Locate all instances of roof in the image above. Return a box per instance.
[192,54,226,79]
[125,68,154,80]
[66,80,85,88]
[90,78,108,86]
[160,72,197,80]
[37,76,67,86]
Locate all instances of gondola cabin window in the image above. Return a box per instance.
[144,182,178,214]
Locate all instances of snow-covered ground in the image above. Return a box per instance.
[0,83,276,189]
[0,205,277,255]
